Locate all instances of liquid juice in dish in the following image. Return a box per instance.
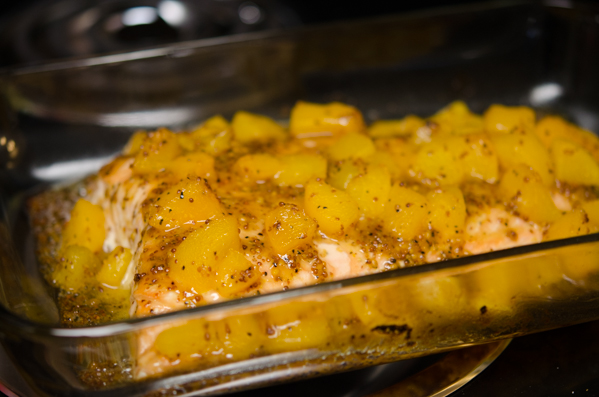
[28,100,599,381]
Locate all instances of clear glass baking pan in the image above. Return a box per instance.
[1,1,599,395]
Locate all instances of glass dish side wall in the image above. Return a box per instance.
[125,237,599,396]
[2,236,599,396]
[0,2,598,396]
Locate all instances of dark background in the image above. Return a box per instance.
[0,0,485,68]
[0,0,485,24]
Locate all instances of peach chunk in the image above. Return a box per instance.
[167,152,215,182]
[186,115,233,155]
[581,200,599,225]
[373,138,414,179]
[265,204,317,255]
[53,245,101,291]
[327,159,366,190]
[304,179,360,236]
[168,216,241,293]
[431,101,484,135]
[96,246,132,289]
[132,128,182,173]
[234,154,282,183]
[368,115,425,138]
[147,179,224,231]
[499,165,560,224]
[413,136,468,185]
[535,116,599,163]
[217,250,259,297]
[62,199,106,253]
[232,111,287,143]
[328,133,376,161]
[346,164,391,218]
[155,314,265,361]
[550,139,599,186]
[534,115,572,148]
[123,131,147,155]
[427,187,466,240]
[491,132,553,186]
[383,185,429,241]
[265,302,331,353]
[461,134,499,183]
[290,101,365,138]
[413,134,498,185]
[484,104,535,134]
[274,154,327,187]
[545,209,598,241]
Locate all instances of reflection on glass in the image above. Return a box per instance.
[158,0,187,27]
[529,82,563,106]
[122,7,159,27]
[239,2,262,25]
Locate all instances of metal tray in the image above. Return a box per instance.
[1,1,599,395]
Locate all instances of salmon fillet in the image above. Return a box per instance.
[31,102,599,324]
[43,147,562,320]
[27,101,599,381]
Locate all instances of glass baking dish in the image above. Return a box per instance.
[1,1,599,395]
